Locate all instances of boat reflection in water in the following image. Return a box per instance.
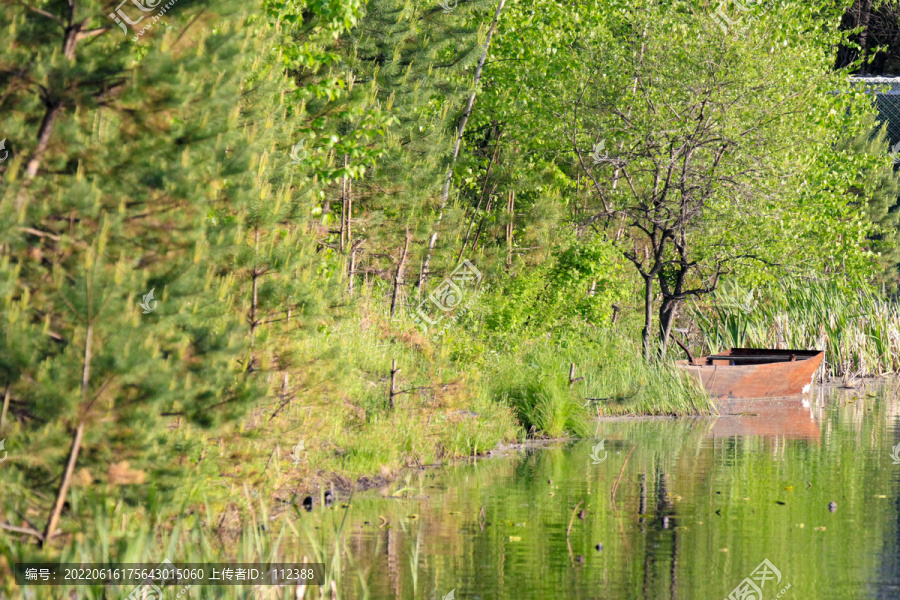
[709,396,821,441]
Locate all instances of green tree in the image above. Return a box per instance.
[833,119,900,279]
[543,2,880,358]
[334,0,491,294]
[284,0,513,309]
[0,0,311,543]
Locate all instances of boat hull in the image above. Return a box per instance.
[677,349,824,399]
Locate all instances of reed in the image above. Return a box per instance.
[691,279,900,379]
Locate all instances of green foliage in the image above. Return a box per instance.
[472,0,894,349]
[478,235,628,345]
[832,117,900,277]
[0,0,342,541]
[489,363,590,439]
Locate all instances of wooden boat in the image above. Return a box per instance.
[677,348,824,399]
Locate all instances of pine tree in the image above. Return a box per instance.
[0,0,306,543]
[834,119,900,277]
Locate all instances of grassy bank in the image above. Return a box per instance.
[244,289,711,489]
[4,379,893,600]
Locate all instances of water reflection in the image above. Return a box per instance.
[318,381,900,599]
[710,396,820,440]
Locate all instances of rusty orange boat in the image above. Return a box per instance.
[677,348,824,399]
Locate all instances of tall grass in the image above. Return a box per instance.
[691,279,900,379]
[493,371,590,438]
[486,332,711,431]
[0,480,374,599]
[247,295,520,483]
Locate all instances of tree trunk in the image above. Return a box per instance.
[418,0,507,290]
[642,276,654,360]
[457,191,487,263]
[348,240,363,296]
[471,193,494,254]
[340,155,347,253]
[346,176,352,253]
[0,386,9,428]
[250,228,261,337]
[43,321,92,546]
[506,190,515,267]
[858,0,873,74]
[16,11,93,210]
[458,130,504,262]
[389,359,399,409]
[612,31,645,190]
[17,103,62,210]
[390,229,411,318]
[42,421,84,546]
[658,299,679,360]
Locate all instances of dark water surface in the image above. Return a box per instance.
[328,381,900,599]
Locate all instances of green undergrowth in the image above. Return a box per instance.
[234,298,524,490]
[484,332,712,433]
[1,485,370,599]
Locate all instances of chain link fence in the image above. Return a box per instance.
[851,76,900,150]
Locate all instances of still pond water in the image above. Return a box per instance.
[323,381,900,599]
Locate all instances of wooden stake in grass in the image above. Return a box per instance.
[389,359,400,409]
[569,363,584,388]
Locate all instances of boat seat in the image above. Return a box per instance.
[704,354,803,365]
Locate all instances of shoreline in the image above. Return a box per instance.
[303,378,892,502]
